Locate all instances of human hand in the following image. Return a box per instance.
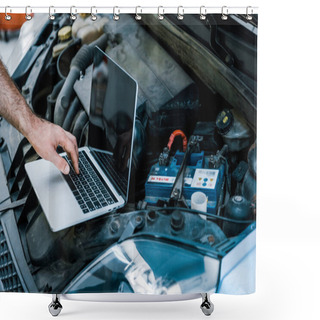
[26,118,79,175]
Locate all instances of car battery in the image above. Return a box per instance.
[145,151,225,213]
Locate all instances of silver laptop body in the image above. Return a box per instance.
[25,47,138,232]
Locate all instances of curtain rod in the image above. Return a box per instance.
[0,6,258,15]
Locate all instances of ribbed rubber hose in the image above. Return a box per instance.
[54,67,80,126]
[46,79,65,121]
[62,97,81,131]
[72,110,89,143]
[54,33,108,126]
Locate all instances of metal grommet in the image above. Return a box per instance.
[91,6,97,21]
[246,6,253,20]
[177,6,184,20]
[25,6,32,21]
[158,6,164,20]
[221,6,228,20]
[49,6,55,20]
[113,6,120,21]
[4,6,12,21]
[70,6,77,21]
[135,6,142,21]
[200,6,207,20]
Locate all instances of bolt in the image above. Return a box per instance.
[234,195,243,203]
[135,215,145,230]
[22,86,29,96]
[171,210,184,231]
[110,220,120,234]
[172,189,179,197]
[208,155,215,169]
[147,210,158,223]
[207,235,215,245]
[225,55,232,64]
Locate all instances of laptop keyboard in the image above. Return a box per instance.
[91,151,127,196]
[62,151,118,214]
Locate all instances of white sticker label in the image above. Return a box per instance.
[148,175,176,184]
[191,169,219,189]
[148,175,194,186]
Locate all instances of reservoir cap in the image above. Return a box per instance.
[58,26,72,41]
[216,109,234,135]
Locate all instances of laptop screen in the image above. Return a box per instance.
[88,47,138,200]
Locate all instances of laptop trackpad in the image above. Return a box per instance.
[26,159,79,230]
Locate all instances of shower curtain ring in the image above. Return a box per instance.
[135,6,142,20]
[5,6,12,21]
[200,6,207,20]
[246,6,253,20]
[25,6,32,21]
[177,6,184,20]
[113,6,120,21]
[70,6,77,21]
[158,6,164,20]
[91,6,97,21]
[49,6,55,20]
[221,6,228,20]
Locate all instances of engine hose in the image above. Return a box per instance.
[50,79,65,100]
[90,33,109,49]
[79,121,89,147]
[167,130,188,152]
[46,79,65,121]
[69,45,95,72]
[32,87,52,115]
[62,97,81,131]
[54,68,79,126]
[54,33,108,126]
[72,110,89,143]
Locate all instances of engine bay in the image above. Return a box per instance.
[0,13,257,294]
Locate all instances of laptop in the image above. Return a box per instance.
[25,47,138,232]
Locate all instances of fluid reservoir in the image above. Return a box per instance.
[72,16,109,44]
[52,26,73,59]
[71,15,87,38]
[223,195,252,237]
[216,109,251,152]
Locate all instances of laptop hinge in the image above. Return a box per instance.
[89,148,126,200]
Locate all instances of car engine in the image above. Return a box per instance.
[0,13,257,294]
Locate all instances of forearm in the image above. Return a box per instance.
[0,59,79,174]
[0,60,40,141]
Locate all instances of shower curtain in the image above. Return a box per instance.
[0,12,257,296]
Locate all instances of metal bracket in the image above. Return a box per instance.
[119,215,144,242]
[169,135,203,205]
